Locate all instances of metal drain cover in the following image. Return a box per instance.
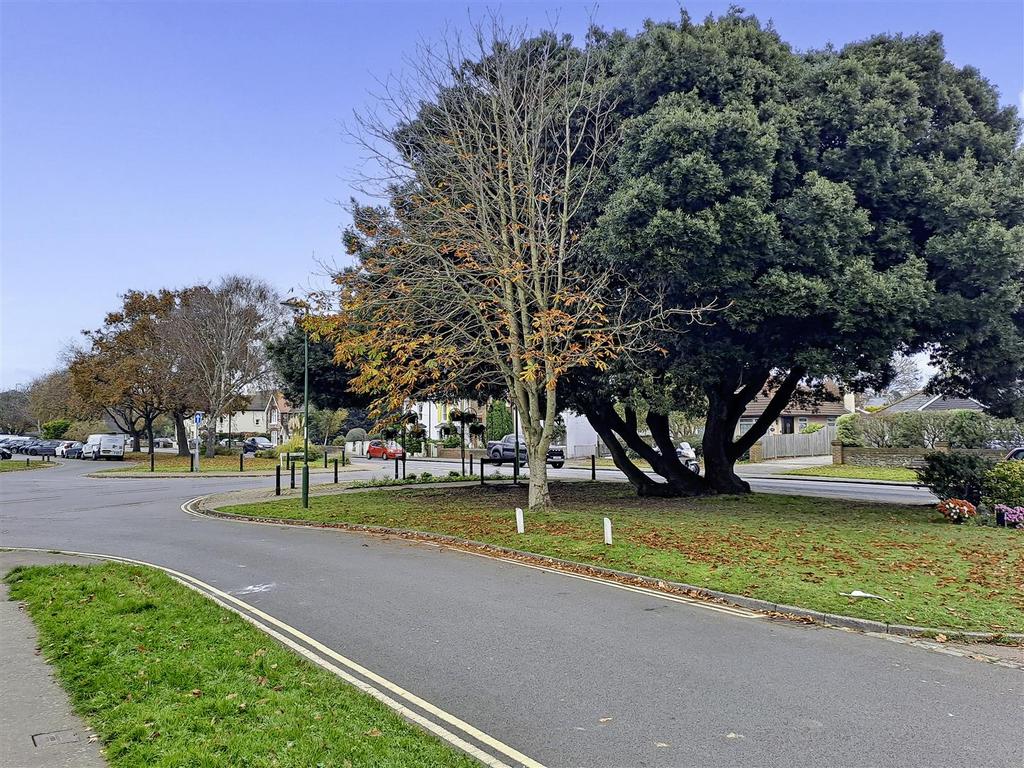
[32,730,80,747]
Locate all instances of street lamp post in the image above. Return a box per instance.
[281,298,310,509]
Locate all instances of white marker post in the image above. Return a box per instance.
[603,517,612,546]
[515,507,525,534]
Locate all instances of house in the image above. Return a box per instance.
[409,399,485,442]
[871,391,985,414]
[737,389,854,436]
[184,390,296,444]
[266,391,296,445]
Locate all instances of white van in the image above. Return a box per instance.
[83,434,127,461]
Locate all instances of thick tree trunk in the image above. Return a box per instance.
[701,390,751,494]
[205,429,217,459]
[700,367,806,494]
[174,412,189,456]
[145,419,155,470]
[526,443,550,509]
[581,402,707,497]
[131,431,141,453]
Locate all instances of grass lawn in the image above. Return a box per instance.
[221,483,1024,634]
[0,460,53,473]
[5,563,477,768]
[100,452,283,474]
[782,464,919,482]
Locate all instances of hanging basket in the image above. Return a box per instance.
[468,423,486,436]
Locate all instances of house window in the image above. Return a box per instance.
[737,418,756,435]
[798,417,808,432]
[271,410,279,425]
[827,416,838,426]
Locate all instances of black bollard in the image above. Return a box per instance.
[591,454,596,481]
[275,465,281,496]
[341,446,346,466]
[480,458,485,485]
[394,457,399,480]
[333,458,338,483]
[324,452,328,469]
[240,452,244,472]
[290,462,296,489]
[190,453,194,472]
[470,454,474,476]
[150,451,155,472]
[402,454,406,479]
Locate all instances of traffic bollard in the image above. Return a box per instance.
[333,458,338,483]
[341,446,346,466]
[591,454,596,481]
[324,452,328,469]
[394,457,399,479]
[290,463,296,489]
[240,452,244,472]
[275,465,281,496]
[470,454,474,475]
[190,453,195,472]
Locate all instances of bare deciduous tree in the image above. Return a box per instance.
[327,23,711,508]
[167,276,282,457]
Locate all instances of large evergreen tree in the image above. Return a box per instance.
[568,12,1022,495]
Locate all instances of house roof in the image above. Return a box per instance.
[873,391,985,414]
[244,392,272,412]
[742,390,849,419]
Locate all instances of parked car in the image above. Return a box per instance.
[1005,447,1024,461]
[0,446,11,460]
[486,434,565,469]
[151,437,175,449]
[65,442,85,459]
[82,433,127,461]
[4,437,33,453]
[243,436,274,453]
[55,440,78,457]
[28,439,62,456]
[366,440,405,460]
[17,438,44,454]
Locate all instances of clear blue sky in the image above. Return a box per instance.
[2,1,1021,388]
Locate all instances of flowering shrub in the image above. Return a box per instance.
[937,498,976,523]
[995,504,1024,529]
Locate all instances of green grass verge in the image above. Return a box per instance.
[99,452,283,474]
[782,464,919,482]
[221,483,1024,634]
[4,563,477,768]
[350,474,478,489]
[0,460,53,473]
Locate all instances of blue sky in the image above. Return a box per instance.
[2,0,1021,388]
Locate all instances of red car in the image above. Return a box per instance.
[366,440,405,460]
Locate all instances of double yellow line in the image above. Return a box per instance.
[9,544,543,768]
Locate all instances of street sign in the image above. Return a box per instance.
[194,412,204,425]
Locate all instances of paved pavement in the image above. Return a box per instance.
[0,551,107,768]
[0,459,1016,768]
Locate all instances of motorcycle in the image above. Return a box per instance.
[675,441,700,475]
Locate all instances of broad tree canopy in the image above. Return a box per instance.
[567,12,1023,494]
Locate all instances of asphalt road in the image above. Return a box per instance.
[1,459,1016,768]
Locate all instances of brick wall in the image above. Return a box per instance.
[831,441,1004,468]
